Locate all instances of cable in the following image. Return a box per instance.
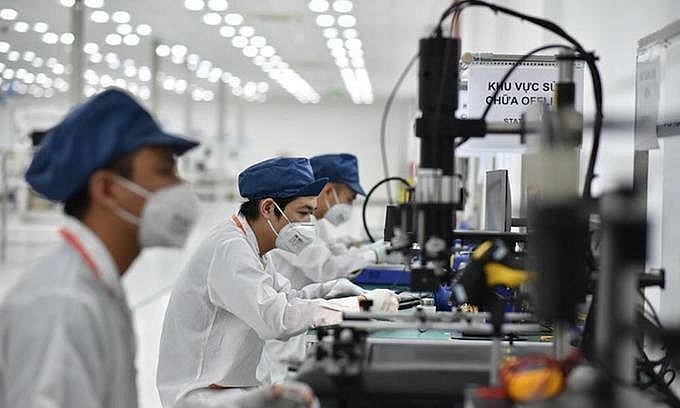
[362,176,412,243]
[436,0,603,198]
[379,52,419,203]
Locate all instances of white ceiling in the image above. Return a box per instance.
[0,0,453,104]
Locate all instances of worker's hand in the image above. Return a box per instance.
[236,382,319,408]
[363,289,399,312]
[369,241,403,264]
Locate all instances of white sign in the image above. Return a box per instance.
[635,52,661,150]
[466,63,584,124]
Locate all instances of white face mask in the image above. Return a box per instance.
[112,175,200,248]
[324,188,353,227]
[266,201,317,254]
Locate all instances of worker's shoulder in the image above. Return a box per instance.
[201,218,248,250]
[3,243,102,310]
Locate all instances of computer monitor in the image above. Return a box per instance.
[485,169,512,232]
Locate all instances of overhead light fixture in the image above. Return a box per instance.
[90,10,109,23]
[42,32,59,44]
[343,28,357,39]
[117,24,133,35]
[171,44,188,57]
[323,28,338,38]
[242,46,258,58]
[0,42,9,53]
[259,45,275,58]
[136,24,152,36]
[112,11,131,23]
[0,8,18,20]
[231,36,248,48]
[84,0,104,9]
[203,12,221,25]
[123,34,140,46]
[238,26,255,37]
[224,13,243,25]
[89,53,103,63]
[13,21,29,33]
[315,14,334,27]
[138,66,151,82]
[22,51,35,62]
[105,33,122,46]
[155,44,170,57]
[308,0,329,13]
[219,26,236,37]
[332,0,353,13]
[60,32,75,45]
[83,42,99,54]
[32,57,44,68]
[250,36,266,48]
[60,0,76,7]
[183,0,204,11]
[337,14,356,28]
[33,22,49,33]
[207,0,228,11]
[326,38,343,49]
[345,38,362,50]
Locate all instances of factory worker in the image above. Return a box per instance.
[157,157,398,407]
[269,153,400,291]
[0,89,200,408]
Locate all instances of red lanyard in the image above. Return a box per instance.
[231,214,246,235]
[59,227,103,281]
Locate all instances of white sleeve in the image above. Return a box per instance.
[2,295,106,408]
[276,240,376,283]
[206,240,347,340]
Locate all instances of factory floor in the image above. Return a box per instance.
[0,200,237,408]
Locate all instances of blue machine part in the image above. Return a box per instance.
[353,266,411,286]
[434,284,453,311]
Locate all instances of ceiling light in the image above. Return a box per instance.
[42,32,59,44]
[32,57,44,68]
[351,57,364,68]
[343,28,357,39]
[89,53,103,63]
[308,0,329,13]
[335,56,349,67]
[60,32,75,45]
[332,0,353,13]
[14,21,29,32]
[138,66,151,81]
[184,0,204,11]
[239,26,255,37]
[231,36,248,48]
[337,14,356,28]
[105,52,118,63]
[250,36,266,47]
[117,24,133,35]
[136,24,152,36]
[114,78,127,88]
[175,79,187,94]
[0,42,8,53]
[228,76,240,87]
[123,34,140,46]
[84,0,104,8]
[207,0,228,11]
[171,54,185,64]
[15,68,26,79]
[0,8,17,20]
[83,42,99,54]
[46,58,57,67]
[139,86,150,100]
[53,64,65,75]
[60,0,76,7]
[331,48,346,59]
[224,13,243,25]
[219,26,235,37]
[260,45,275,57]
[22,51,35,62]
[105,33,122,46]
[162,76,175,90]
[155,44,170,57]
[323,28,338,38]
[203,12,221,25]
[2,69,13,79]
[242,46,258,58]
[187,54,200,65]
[112,11,130,23]
[33,22,49,33]
[100,74,113,87]
[326,38,343,49]
[253,55,265,66]
[345,38,362,50]
[348,48,363,59]
[109,59,120,69]
[171,44,188,57]
[123,58,134,67]
[315,14,334,27]
[90,10,108,23]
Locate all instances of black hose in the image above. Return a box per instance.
[362,177,412,243]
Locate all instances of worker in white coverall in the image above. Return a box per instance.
[157,156,399,407]
[261,153,402,382]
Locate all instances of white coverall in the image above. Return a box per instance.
[259,218,374,383]
[157,215,361,407]
[0,218,138,408]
